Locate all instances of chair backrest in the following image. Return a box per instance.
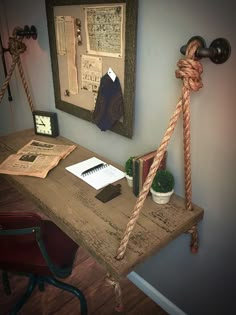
[0,211,42,241]
[0,211,48,274]
[0,211,42,229]
[0,211,77,278]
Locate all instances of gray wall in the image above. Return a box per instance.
[0,1,235,314]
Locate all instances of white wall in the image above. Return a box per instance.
[0,0,235,314]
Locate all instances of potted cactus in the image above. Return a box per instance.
[125,156,135,187]
[150,169,175,204]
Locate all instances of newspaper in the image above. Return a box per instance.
[55,16,79,95]
[85,5,123,58]
[0,140,76,179]
[81,55,102,93]
[17,140,76,159]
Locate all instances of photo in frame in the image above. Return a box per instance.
[45,0,138,138]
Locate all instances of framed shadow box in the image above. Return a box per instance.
[45,0,138,138]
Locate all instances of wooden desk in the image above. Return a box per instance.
[0,129,204,280]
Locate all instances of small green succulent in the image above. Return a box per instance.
[125,156,135,177]
[151,169,175,193]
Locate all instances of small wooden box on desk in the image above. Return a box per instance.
[0,129,204,280]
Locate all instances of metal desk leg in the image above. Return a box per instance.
[2,271,11,295]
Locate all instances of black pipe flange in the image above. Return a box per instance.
[180,36,231,64]
[209,38,231,64]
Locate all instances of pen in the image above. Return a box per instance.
[81,163,105,176]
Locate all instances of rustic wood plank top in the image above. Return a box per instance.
[0,129,204,279]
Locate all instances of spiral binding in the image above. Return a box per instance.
[82,163,109,177]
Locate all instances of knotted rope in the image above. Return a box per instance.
[0,27,35,111]
[176,44,203,211]
[186,225,199,253]
[105,273,123,311]
[116,40,203,260]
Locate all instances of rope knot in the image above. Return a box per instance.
[0,27,34,111]
[176,58,203,91]
[175,40,204,92]
[8,37,26,57]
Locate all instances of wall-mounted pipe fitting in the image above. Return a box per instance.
[0,25,38,102]
[180,36,231,64]
[16,25,37,40]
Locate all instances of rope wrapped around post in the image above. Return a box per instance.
[0,27,35,111]
[116,40,203,260]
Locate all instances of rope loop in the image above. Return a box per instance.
[115,39,204,260]
[12,27,23,39]
[8,27,27,58]
[8,37,26,57]
[176,58,203,91]
[175,40,203,92]
[0,27,34,111]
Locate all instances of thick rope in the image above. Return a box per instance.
[0,28,35,111]
[105,273,123,312]
[186,225,199,253]
[176,43,203,210]
[116,40,203,260]
[0,54,19,104]
[182,93,192,210]
[17,58,35,112]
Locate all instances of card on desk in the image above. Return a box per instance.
[65,157,125,190]
[95,184,121,202]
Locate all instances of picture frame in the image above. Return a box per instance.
[45,0,138,138]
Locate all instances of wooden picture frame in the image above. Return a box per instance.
[45,0,138,138]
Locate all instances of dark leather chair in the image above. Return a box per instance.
[0,211,87,315]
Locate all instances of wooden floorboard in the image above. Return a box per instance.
[0,178,168,315]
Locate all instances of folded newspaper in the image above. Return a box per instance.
[0,139,76,178]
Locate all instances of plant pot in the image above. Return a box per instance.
[125,174,133,187]
[150,188,174,204]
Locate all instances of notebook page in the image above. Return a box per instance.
[66,157,104,177]
[66,157,125,189]
[82,164,124,189]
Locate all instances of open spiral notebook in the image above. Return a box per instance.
[65,157,125,190]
